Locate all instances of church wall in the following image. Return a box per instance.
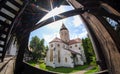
[46,42,86,68]
[54,42,74,68]
[69,43,86,64]
[74,55,84,65]
[60,49,74,68]
[45,43,56,68]
[69,43,82,54]
[46,42,74,68]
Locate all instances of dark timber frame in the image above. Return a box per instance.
[0,0,120,74]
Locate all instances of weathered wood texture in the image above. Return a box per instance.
[80,15,107,71]
[83,12,120,74]
[100,3,120,16]
[68,0,120,74]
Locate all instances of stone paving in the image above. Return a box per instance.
[0,57,15,74]
[70,66,94,74]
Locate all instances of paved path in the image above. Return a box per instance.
[35,64,39,68]
[0,57,15,74]
[70,66,94,74]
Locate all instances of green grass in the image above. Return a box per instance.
[84,66,99,74]
[39,63,89,73]
[27,61,36,66]
[27,60,99,74]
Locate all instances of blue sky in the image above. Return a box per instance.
[29,5,88,46]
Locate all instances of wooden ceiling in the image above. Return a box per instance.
[13,0,120,37]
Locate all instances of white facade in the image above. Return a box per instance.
[45,24,86,68]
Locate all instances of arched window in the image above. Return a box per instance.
[75,44,77,47]
[65,57,67,62]
[58,44,60,47]
[50,49,53,62]
[51,44,53,47]
[76,57,78,62]
[58,50,60,63]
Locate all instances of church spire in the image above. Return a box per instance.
[59,23,70,43]
[60,23,68,31]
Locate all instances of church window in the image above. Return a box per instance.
[54,48,55,51]
[75,45,77,47]
[70,46,72,48]
[79,47,81,50]
[51,44,53,47]
[58,50,61,63]
[50,49,53,62]
[58,44,60,47]
[76,57,78,62]
[65,57,67,62]
[65,32,67,35]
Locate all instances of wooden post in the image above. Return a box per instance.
[82,12,120,74]
[68,0,120,74]
[14,33,30,74]
[80,15,107,70]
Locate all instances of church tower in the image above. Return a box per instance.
[60,23,70,43]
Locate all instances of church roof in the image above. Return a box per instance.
[60,23,68,31]
[69,38,82,45]
[49,37,63,43]
[49,37,82,45]
[67,49,81,55]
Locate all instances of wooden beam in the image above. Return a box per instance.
[32,8,87,31]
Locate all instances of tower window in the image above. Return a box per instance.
[51,44,53,47]
[70,46,72,48]
[75,45,77,47]
[58,44,60,47]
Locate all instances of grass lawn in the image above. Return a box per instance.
[27,61,36,66]
[39,63,89,73]
[27,60,99,74]
[84,66,99,74]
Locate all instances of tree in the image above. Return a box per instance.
[30,36,45,61]
[82,37,95,64]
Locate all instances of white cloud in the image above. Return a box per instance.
[82,28,87,32]
[72,15,83,27]
[70,30,87,40]
[78,31,88,39]
[45,20,63,30]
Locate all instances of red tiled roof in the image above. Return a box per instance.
[69,38,81,45]
[49,37,63,43]
[49,37,82,45]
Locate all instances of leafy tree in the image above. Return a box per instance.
[82,37,95,64]
[30,36,45,61]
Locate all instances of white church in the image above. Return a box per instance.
[45,24,86,68]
